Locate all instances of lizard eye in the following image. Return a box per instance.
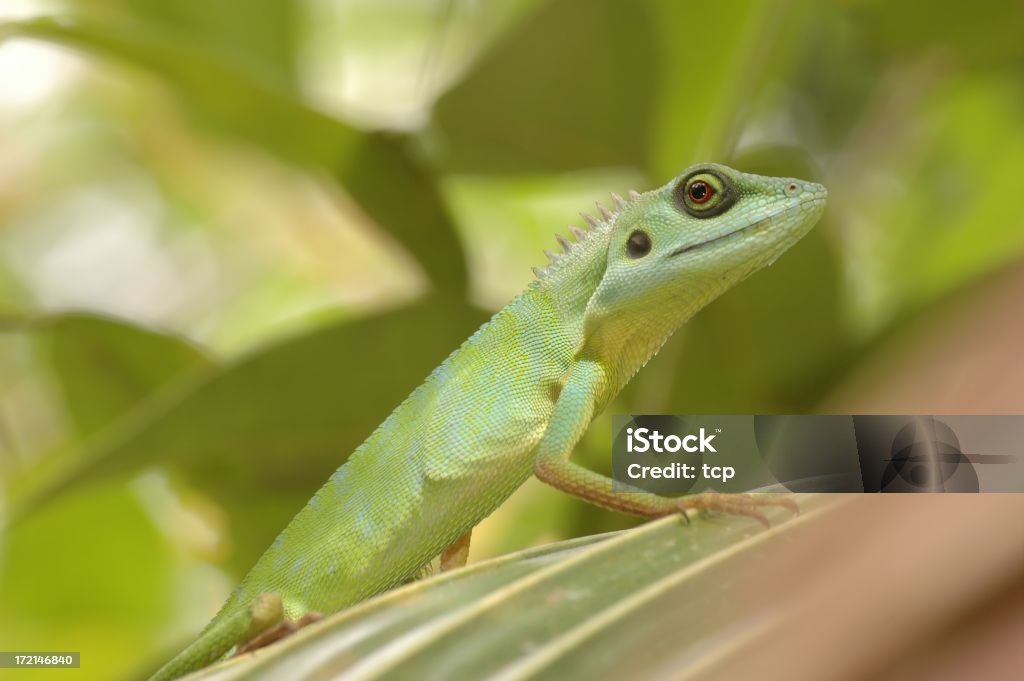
[688,180,713,204]
[674,169,735,218]
[626,230,652,258]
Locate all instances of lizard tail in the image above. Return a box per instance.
[148,593,283,681]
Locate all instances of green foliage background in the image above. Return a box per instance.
[0,1,1022,678]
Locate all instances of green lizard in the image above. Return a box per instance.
[150,163,826,680]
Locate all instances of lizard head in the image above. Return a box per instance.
[581,163,826,365]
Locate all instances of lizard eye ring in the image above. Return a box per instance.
[674,168,736,218]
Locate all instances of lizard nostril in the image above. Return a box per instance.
[785,182,800,196]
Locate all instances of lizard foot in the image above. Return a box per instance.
[675,492,799,528]
[233,611,323,657]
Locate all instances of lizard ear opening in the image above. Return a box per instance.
[626,230,652,259]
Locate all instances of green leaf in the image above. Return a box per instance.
[34,312,213,438]
[99,0,300,88]
[11,297,488,570]
[3,17,467,295]
[868,81,1024,323]
[182,495,835,680]
[431,0,655,173]
[0,483,178,681]
[852,0,1024,67]
[645,0,804,176]
[1,313,213,521]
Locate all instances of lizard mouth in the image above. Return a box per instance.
[667,213,778,258]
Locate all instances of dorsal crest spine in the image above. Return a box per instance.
[531,190,642,280]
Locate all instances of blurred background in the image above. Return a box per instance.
[1,0,1023,678]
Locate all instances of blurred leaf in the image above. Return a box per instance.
[0,483,177,681]
[852,0,1024,68]
[662,228,845,412]
[728,145,825,187]
[11,297,488,570]
[787,4,882,149]
[646,0,803,177]
[34,312,213,438]
[821,61,1024,333]
[185,495,833,680]
[0,265,29,317]
[431,0,655,173]
[3,17,467,295]
[883,81,1024,312]
[68,0,300,88]
[130,0,297,87]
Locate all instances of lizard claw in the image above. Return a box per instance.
[675,492,799,528]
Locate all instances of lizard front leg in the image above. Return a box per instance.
[534,360,797,526]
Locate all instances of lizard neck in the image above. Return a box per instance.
[527,221,682,405]
[526,207,700,405]
[531,226,609,357]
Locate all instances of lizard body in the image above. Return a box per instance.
[151,163,826,680]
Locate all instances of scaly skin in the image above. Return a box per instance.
[150,163,826,680]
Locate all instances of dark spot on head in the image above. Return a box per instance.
[626,230,652,258]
